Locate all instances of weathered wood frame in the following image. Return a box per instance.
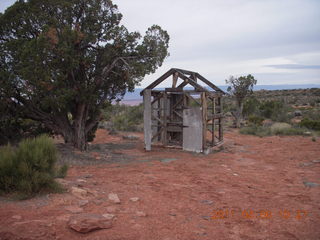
[141,68,224,152]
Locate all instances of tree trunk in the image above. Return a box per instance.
[61,124,87,151]
[234,101,243,128]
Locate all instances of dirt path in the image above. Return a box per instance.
[1,129,319,240]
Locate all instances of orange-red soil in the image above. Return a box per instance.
[1,129,319,240]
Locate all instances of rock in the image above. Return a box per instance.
[122,135,139,140]
[68,213,112,233]
[102,213,115,220]
[136,211,147,217]
[76,179,87,183]
[200,200,214,205]
[130,197,140,202]
[65,206,83,214]
[108,193,120,204]
[12,215,22,220]
[78,200,89,207]
[83,174,93,179]
[201,216,211,221]
[93,200,103,206]
[160,158,177,163]
[294,110,302,117]
[71,187,87,198]
[57,214,71,222]
[303,181,319,188]
[106,206,118,213]
[303,131,312,136]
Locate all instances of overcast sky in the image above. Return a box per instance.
[1,0,320,87]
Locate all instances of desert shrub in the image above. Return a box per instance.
[101,103,143,132]
[55,164,69,178]
[271,126,306,136]
[300,118,320,131]
[259,100,291,123]
[243,97,260,116]
[270,122,292,133]
[248,115,264,126]
[239,125,271,137]
[0,135,66,198]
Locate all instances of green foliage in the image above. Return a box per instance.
[0,99,52,145]
[226,74,257,103]
[225,74,257,128]
[0,135,66,198]
[240,123,309,137]
[247,115,264,126]
[243,97,260,116]
[101,103,143,131]
[0,0,169,150]
[300,118,320,131]
[55,164,69,178]
[271,127,307,136]
[240,125,271,137]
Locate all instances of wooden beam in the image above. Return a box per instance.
[201,92,207,151]
[143,89,152,151]
[172,72,178,88]
[196,73,225,93]
[140,68,175,95]
[162,92,168,146]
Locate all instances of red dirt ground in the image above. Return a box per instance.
[0,129,319,240]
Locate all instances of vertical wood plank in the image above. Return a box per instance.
[162,92,168,146]
[218,97,223,141]
[143,90,152,151]
[201,92,207,151]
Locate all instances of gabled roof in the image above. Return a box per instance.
[140,68,225,96]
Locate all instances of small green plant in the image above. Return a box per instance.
[300,118,320,131]
[248,115,264,126]
[312,137,316,142]
[239,124,271,137]
[55,164,69,178]
[0,135,67,198]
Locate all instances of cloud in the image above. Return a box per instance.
[1,0,320,86]
[266,64,320,70]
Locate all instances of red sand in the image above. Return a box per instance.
[0,129,319,240]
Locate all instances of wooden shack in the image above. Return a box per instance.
[140,68,225,153]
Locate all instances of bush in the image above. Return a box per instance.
[101,103,143,132]
[239,125,271,137]
[0,135,67,198]
[300,118,320,131]
[248,115,264,126]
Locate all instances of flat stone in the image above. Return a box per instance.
[76,179,87,183]
[130,197,140,202]
[65,206,84,214]
[102,213,115,220]
[200,200,214,205]
[83,174,93,178]
[93,200,103,206]
[12,215,22,220]
[106,206,118,213]
[136,211,147,217]
[303,181,319,188]
[68,213,112,233]
[71,187,87,198]
[108,193,120,204]
[122,135,139,140]
[78,200,89,207]
[160,158,177,163]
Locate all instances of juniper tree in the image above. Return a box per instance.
[0,0,169,150]
[226,75,257,128]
